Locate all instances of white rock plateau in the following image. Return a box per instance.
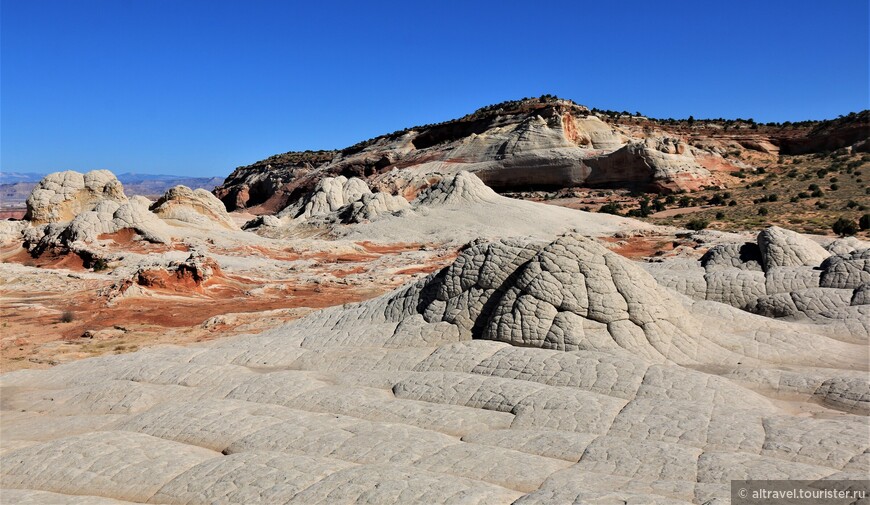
[1,170,868,504]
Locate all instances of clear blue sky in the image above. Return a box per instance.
[2,0,868,177]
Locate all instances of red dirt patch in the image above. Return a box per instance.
[332,266,367,278]
[357,241,426,254]
[2,246,87,271]
[602,236,678,260]
[394,264,447,275]
[95,229,178,254]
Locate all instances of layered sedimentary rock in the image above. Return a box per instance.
[215,99,720,213]
[2,232,866,503]
[214,100,869,215]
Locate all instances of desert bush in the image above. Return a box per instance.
[832,217,858,236]
[598,202,622,215]
[60,311,75,323]
[860,214,870,231]
[686,218,709,230]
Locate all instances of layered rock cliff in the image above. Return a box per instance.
[214,98,869,214]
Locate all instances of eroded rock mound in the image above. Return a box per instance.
[150,185,239,230]
[100,251,224,302]
[278,175,412,224]
[414,171,499,206]
[23,197,170,256]
[337,192,412,224]
[645,226,869,340]
[757,226,830,269]
[24,170,127,224]
[279,176,371,219]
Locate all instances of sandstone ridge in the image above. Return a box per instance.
[214,99,869,214]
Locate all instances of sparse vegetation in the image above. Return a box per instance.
[60,310,75,323]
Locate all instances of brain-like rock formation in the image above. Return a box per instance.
[2,232,866,503]
[337,192,412,224]
[644,227,869,341]
[24,197,170,255]
[278,175,412,224]
[386,236,699,363]
[149,185,239,230]
[279,176,372,219]
[414,171,499,206]
[757,226,830,270]
[24,170,127,224]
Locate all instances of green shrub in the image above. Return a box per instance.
[832,217,858,236]
[758,207,769,216]
[598,202,622,215]
[686,218,709,231]
[860,214,870,231]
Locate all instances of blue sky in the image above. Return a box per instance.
[2,0,868,177]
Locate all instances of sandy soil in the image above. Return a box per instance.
[0,237,458,372]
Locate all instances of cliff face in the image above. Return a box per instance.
[214,98,869,214]
[213,150,336,212]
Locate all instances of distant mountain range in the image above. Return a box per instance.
[0,171,225,206]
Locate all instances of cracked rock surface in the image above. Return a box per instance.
[644,226,870,342]
[2,232,866,504]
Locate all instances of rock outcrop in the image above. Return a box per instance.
[276,175,412,225]
[279,176,373,219]
[215,99,721,213]
[24,196,170,255]
[17,173,246,259]
[24,170,127,224]
[757,226,830,269]
[149,185,239,230]
[413,171,499,206]
[213,99,869,214]
[645,226,869,338]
